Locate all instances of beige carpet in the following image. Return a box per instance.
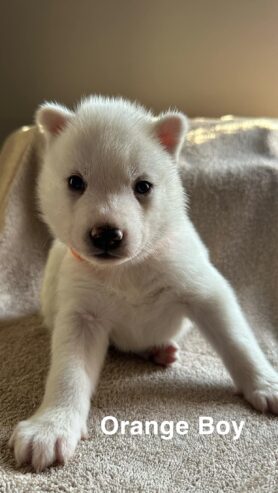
[0,117,277,492]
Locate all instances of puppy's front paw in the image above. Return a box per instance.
[242,374,278,414]
[9,410,88,472]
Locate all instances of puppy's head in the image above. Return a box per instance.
[37,96,188,266]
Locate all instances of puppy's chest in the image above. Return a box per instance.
[93,276,184,352]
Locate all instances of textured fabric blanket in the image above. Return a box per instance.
[0,117,277,492]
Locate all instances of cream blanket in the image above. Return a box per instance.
[0,117,277,492]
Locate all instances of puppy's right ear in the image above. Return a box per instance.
[35,102,74,141]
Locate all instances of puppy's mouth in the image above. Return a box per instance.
[94,252,119,261]
[90,249,132,265]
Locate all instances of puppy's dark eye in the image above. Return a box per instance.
[68,175,86,193]
[134,180,153,195]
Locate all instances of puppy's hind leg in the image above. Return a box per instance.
[138,341,180,367]
[136,319,191,367]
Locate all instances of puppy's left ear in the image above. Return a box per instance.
[153,112,188,160]
[35,102,74,141]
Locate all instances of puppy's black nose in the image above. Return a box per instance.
[90,226,123,251]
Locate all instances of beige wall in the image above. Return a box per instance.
[1,0,278,142]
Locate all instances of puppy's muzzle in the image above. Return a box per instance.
[89,225,124,256]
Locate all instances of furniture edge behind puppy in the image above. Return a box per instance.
[9,96,278,472]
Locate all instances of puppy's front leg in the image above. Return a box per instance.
[184,265,278,413]
[9,310,108,471]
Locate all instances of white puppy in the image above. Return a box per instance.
[9,96,278,471]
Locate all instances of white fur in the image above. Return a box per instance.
[10,96,278,471]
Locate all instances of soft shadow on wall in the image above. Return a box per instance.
[1,0,278,143]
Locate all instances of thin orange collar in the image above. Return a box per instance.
[70,247,84,262]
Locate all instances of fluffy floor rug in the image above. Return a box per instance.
[0,116,277,492]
